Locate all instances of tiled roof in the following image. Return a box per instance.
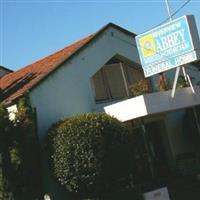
[0,23,135,104]
[0,35,93,103]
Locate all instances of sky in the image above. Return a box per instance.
[1,0,200,71]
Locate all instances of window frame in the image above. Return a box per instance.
[91,62,144,103]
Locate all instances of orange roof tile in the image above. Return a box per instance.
[0,23,135,104]
[0,35,93,103]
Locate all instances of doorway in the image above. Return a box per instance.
[145,121,168,178]
[130,120,168,183]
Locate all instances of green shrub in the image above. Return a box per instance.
[157,74,170,91]
[0,103,11,200]
[0,98,42,200]
[12,98,42,199]
[177,75,188,88]
[129,79,151,96]
[47,113,134,198]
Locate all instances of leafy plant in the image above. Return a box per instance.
[177,75,188,88]
[47,113,134,198]
[157,74,170,91]
[129,79,151,96]
[0,103,12,200]
[0,98,42,200]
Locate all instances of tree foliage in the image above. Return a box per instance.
[0,98,41,200]
[0,103,12,200]
[47,113,134,198]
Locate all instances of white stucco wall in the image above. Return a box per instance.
[29,27,140,142]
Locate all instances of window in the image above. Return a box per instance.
[92,61,144,102]
[124,64,144,84]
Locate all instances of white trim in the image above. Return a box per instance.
[119,62,130,97]
[104,86,200,122]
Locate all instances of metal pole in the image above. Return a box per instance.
[182,66,195,93]
[165,0,195,98]
[182,66,188,84]
[187,74,195,93]
[165,0,192,98]
[164,0,173,21]
[164,0,180,98]
[164,0,182,98]
[171,67,180,98]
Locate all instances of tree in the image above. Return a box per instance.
[47,113,135,198]
[0,103,12,200]
[12,98,42,199]
[0,98,42,200]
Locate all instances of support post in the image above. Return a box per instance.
[182,66,188,83]
[187,74,195,93]
[164,0,195,98]
[171,67,180,98]
[164,0,173,21]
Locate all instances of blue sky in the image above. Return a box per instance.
[1,0,200,71]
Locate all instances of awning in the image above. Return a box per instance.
[104,86,200,122]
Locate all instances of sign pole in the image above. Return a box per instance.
[164,0,173,21]
[172,64,195,98]
[164,0,196,98]
[164,0,182,98]
[171,67,181,98]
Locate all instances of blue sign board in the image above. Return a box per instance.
[136,15,200,77]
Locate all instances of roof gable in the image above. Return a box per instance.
[0,35,93,103]
[0,23,135,103]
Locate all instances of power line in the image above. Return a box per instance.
[167,0,192,20]
[119,0,194,76]
[141,0,192,34]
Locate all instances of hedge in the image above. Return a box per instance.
[47,113,135,198]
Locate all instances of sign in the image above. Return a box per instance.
[136,15,200,77]
[143,187,170,200]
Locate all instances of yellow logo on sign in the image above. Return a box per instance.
[139,34,156,57]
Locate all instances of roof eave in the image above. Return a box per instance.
[28,23,137,93]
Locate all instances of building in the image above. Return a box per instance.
[1,23,200,199]
[0,23,143,142]
[0,65,13,78]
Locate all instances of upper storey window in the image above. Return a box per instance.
[91,58,144,103]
